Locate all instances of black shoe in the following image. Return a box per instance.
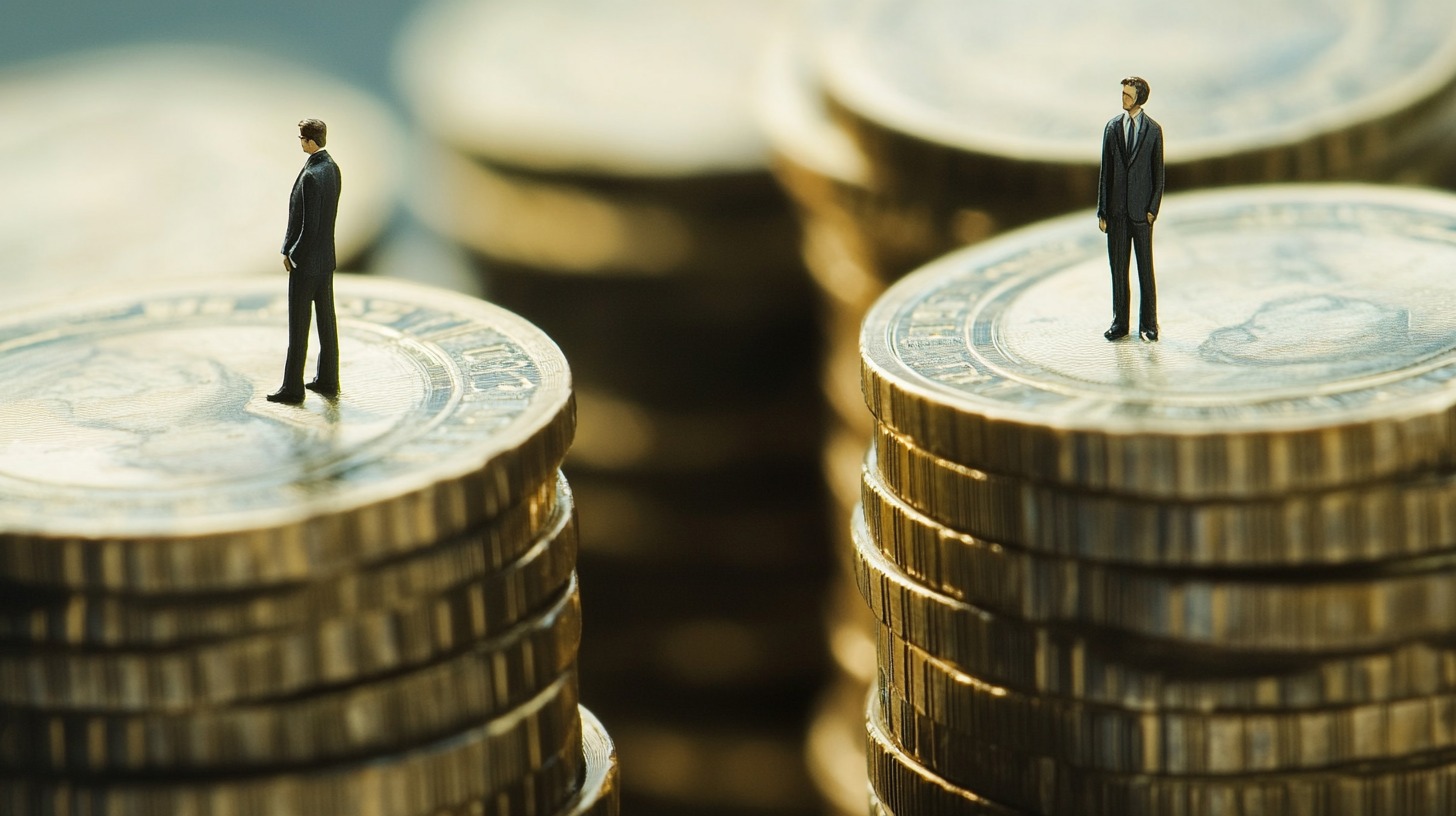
[1140,327,1159,342]
[267,388,305,405]
[1104,324,1129,341]
[305,379,339,398]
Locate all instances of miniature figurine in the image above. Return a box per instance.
[269,118,342,404]
[1097,76,1164,342]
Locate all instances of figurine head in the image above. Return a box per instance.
[1121,77,1150,111]
[297,118,328,153]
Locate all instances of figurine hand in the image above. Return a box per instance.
[1147,212,1156,224]
[1098,218,1107,233]
[283,257,293,272]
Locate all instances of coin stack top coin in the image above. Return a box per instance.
[0,275,619,816]
[855,184,1456,816]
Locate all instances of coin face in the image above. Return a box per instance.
[396,0,787,175]
[0,276,573,573]
[820,0,1456,164]
[861,185,1456,497]
[0,45,404,305]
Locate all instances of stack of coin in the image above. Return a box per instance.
[0,44,405,308]
[759,5,1456,811]
[395,1,833,812]
[854,184,1456,815]
[0,275,618,816]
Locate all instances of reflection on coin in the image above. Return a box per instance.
[0,275,574,591]
[862,185,1456,498]
[397,0,788,176]
[0,45,403,305]
[559,706,621,816]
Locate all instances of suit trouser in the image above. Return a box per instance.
[1106,215,1157,331]
[282,270,339,390]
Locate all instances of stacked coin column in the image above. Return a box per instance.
[0,276,617,816]
[396,1,834,814]
[854,185,1456,816]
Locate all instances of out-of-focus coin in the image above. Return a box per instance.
[880,626,1456,775]
[861,185,1456,498]
[0,506,577,710]
[0,583,581,773]
[1,674,583,816]
[820,0,1456,224]
[872,424,1456,567]
[856,510,1456,711]
[806,674,873,816]
[414,149,801,277]
[0,45,403,306]
[0,275,574,592]
[0,475,564,648]
[397,0,789,178]
[878,681,1456,816]
[863,462,1456,652]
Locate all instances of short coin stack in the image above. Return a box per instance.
[855,185,1456,815]
[0,276,617,816]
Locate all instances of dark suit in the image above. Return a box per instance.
[279,149,342,393]
[1097,112,1164,334]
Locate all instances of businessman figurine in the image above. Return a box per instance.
[1097,76,1164,342]
[269,118,342,404]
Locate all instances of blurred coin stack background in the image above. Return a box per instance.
[0,45,406,307]
[0,276,617,816]
[857,184,1456,815]
[395,0,835,813]
[756,2,1456,811]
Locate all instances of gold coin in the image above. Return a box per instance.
[0,475,564,648]
[877,679,1456,816]
[863,460,1456,652]
[866,688,1026,816]
[2,674,583,816]
[873,422,1456,567]
[555,706,620,816]
[855,510,1456,710]
[881,625,1456,775]
[861,185,1456,499]
[0,503,577,710]
[0,581,580,773]
[0,276,575,592]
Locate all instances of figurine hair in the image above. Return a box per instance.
[1121,77,1150,106]
[298,118,328,147]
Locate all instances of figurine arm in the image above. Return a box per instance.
[1147,124,1165,222]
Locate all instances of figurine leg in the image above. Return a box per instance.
[1105,219,1132,339]
[276,272,313,397]
[1131,220,1157,340]
[311,277,340,394]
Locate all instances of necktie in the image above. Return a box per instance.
[1126,116,1136,153]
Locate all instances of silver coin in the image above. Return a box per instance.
[862,184,1456,498]
[0,275,573,590]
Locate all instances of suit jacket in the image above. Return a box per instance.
[282,150,342,274]
[1097,112,1163,224]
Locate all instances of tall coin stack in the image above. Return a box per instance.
[395,2,833,813]
[855,184,1456,815]
[0,276,618,816]
[761,4,1456,811]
